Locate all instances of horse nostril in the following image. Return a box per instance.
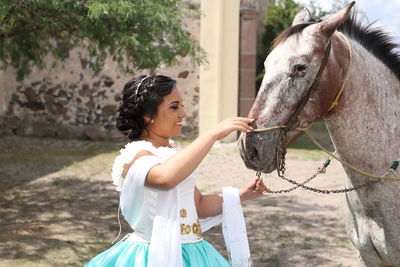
[249,147,259,162]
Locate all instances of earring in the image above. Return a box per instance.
[150,119,154,123]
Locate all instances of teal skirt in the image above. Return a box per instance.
[85,239,231,267]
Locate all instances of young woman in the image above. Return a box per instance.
[85,75,268,267]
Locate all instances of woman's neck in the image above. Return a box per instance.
[138,133,170,148]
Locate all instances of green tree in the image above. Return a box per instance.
[256,0,301,88]
[0,0,205,80]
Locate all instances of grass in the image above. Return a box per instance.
[289,120,333,150]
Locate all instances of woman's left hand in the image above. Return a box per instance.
[239,178,269,203]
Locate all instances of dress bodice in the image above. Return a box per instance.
[117,141,202,243]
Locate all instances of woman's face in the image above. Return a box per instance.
[146,88,187,138]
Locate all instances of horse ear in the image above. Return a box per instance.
[292,8,312,26]
[318,1,355,37]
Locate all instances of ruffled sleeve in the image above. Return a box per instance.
[111,141,157,192]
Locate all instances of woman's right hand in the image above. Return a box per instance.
[145,118,253,189]
[209,117,254,141]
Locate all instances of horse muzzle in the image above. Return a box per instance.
[238,131,280,173]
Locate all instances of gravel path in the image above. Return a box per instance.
[0,137,360,266]
[197,142,360,266]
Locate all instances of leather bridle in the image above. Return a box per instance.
[252,32,353,134]
[282,38,332,132]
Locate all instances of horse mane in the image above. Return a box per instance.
[339,10,400,80]
[271,22,315,50]
[272,10,400,80]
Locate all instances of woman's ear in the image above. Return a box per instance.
[143,114,151,124]
[143,114,155,124]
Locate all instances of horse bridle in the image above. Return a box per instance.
[249,36,333,181]
[248,31,400,195]
[285,38,333,131]
[252,32,354,134]
[248,33,400,193]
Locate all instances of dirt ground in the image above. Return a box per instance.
[0,136,361,266]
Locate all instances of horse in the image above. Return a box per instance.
[238,2,400,266]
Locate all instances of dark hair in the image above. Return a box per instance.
[116,75,176,139]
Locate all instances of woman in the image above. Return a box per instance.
[85,75,268,267]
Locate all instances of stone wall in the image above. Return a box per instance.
[0,0,268,140]
[0,12,200,140]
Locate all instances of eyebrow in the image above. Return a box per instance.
[168,100,183,105]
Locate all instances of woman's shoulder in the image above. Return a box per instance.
[111,141,156,191]
[114,141,160,168]
[111,140,177,191]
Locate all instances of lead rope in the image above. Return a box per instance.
[253,126,400,194]
[328,31,353,112]
[251,31,399,193]
[304,130,400,181]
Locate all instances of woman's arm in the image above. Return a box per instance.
[145,117,253,189]
[194,187,223,218]
[194,178,268,218]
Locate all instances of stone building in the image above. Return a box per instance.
[0,0,269,141]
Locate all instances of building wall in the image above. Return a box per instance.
[199,0,240,142]
[0,8,201,140]
[0,0,267,140]
[0,68,17,117]
[239,0,270,117]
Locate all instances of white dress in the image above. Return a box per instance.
[85,141,231,267]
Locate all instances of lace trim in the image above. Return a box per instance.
[111,140,176,191]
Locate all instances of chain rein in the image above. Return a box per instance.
[258,116,385,194]
[252,33,398,194]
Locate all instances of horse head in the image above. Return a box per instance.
[239,2,355,173]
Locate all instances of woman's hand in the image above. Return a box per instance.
[239,178,270,203]
[209,117,253,141]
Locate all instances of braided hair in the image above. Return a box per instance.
[116,75,176,139]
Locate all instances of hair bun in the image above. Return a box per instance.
[115,75,176,140]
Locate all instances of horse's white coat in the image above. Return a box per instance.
[325,38,400,266]
[239,4,400,266]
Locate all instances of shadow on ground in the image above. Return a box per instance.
[0,136,127,266]
[204,195,352,267]
[0,136,122,193]
[0,136,353,266]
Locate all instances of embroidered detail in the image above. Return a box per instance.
[180,224,191,235]
[192,219,202,238]
[180,223,191,235]
[180,219,202,238]
[180,208,187,218]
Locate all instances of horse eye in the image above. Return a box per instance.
[293,64,307,76]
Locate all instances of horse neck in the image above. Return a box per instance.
[324,40,400,176]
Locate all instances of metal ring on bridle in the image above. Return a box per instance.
[248,32,400,194]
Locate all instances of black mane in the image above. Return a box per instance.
[273,10,400,80]
[339,11,400,80]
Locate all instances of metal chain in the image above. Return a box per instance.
[259,118,386,194]
[275,169,385,194]
[257,164,325,194]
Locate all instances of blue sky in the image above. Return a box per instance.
[295,0,400,41]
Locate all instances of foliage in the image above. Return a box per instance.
[256,0,301,89]
[0,0,205,80]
